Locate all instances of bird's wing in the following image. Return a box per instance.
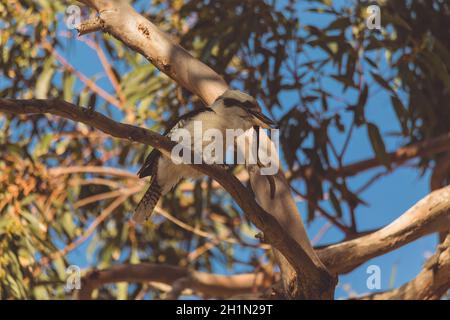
[137,148,161,178]
[163,107,215,137]
[137,107,215,178]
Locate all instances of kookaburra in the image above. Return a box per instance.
[132,89,275,224]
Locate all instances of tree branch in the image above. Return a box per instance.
[50,0,450,299]
[76,263,273,299]
[74,0,336,299]
[72,184,450,298]
[48,165,138,179]
[361,233,450,300]
[0,98,333,299]
[41,40,122,110]
[77,16,103,36]
[40,194,128,267]
[292,132,450,181]
[318,184,450,274]
[77,0,227,105]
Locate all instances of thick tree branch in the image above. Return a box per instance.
[42,0,449,299]
[76,263,273,299]
[77,0,227,105]
[0,98,333,299]
[72,184,450,298]
[361,234,450,300]
[249,165,334,298]
[74,0,336,299]
[317,185,450,274]
[3,102,449,297]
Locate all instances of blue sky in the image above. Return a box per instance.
[1,0,437,299]
[292,0,437,298]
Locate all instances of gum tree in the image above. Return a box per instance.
[0,0,449,299]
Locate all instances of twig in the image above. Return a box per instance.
[311,222,333,246]
[74,0,336,299]
[318,184,450,274]
[79,178,122,189]
[68,32,127,107]
[40,195,128,266]
[290,185,352,234]
[41,41,122,109]
[48,166,138,179]
[164,276,192,300]
[0,98,326,296]
[76,16,103,36]
[361,234,450,300]
[73,186,141,209]
[292,131,450,180]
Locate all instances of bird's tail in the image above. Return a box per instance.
[132,180,162,224]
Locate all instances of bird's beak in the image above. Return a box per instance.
[249,110,277,129]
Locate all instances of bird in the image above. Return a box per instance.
[132,89,275,224]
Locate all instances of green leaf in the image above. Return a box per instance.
[33,286,50,299]
[35,133,53,157]
[88,93,97,109]
[321,92,328,111]
[331,74,357,89]
[357,84,369,108]
[383,12,412,31]
[117,282,128,300]
[371,72,392,92]
[326,17,351,30]
[35,58,55,99]
[56,138,71,155]
[390,96,408,135]
[364,56,378,69]
[130,248,140,265]
[329,189,342,218]
[63,73,75,102]
[367,122,390,169]
[53,257,66,280]
[61,211,77,238]
[77,89,90,107]
[421,51,450,92]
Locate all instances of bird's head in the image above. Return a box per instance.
[216,90,276,129]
